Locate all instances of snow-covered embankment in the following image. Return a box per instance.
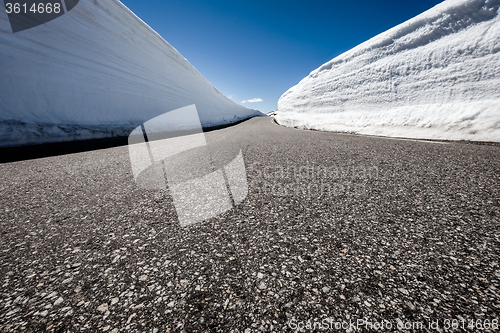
[0,0,261,147]
[277,0,500,142]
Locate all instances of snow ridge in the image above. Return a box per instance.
[277,0,500,142]
[0,0,261,147]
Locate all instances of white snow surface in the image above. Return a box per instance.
[277,0,500,142]
[0,0,261,147]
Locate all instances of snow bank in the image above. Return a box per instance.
[0,0,261,147]
[277,0,500,142]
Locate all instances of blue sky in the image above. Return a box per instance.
[120,0,444,113]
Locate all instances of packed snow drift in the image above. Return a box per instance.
[277,0,500,142]
[0,0,261,147]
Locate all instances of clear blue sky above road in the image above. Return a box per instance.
[120,0,444,113]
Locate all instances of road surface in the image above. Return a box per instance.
[1,117,499,332]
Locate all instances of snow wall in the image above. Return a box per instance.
[0,0,261,147]
[277,0,500,142]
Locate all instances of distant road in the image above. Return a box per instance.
[1,117,499,332]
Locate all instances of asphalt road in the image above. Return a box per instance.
[1,116,500,332]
